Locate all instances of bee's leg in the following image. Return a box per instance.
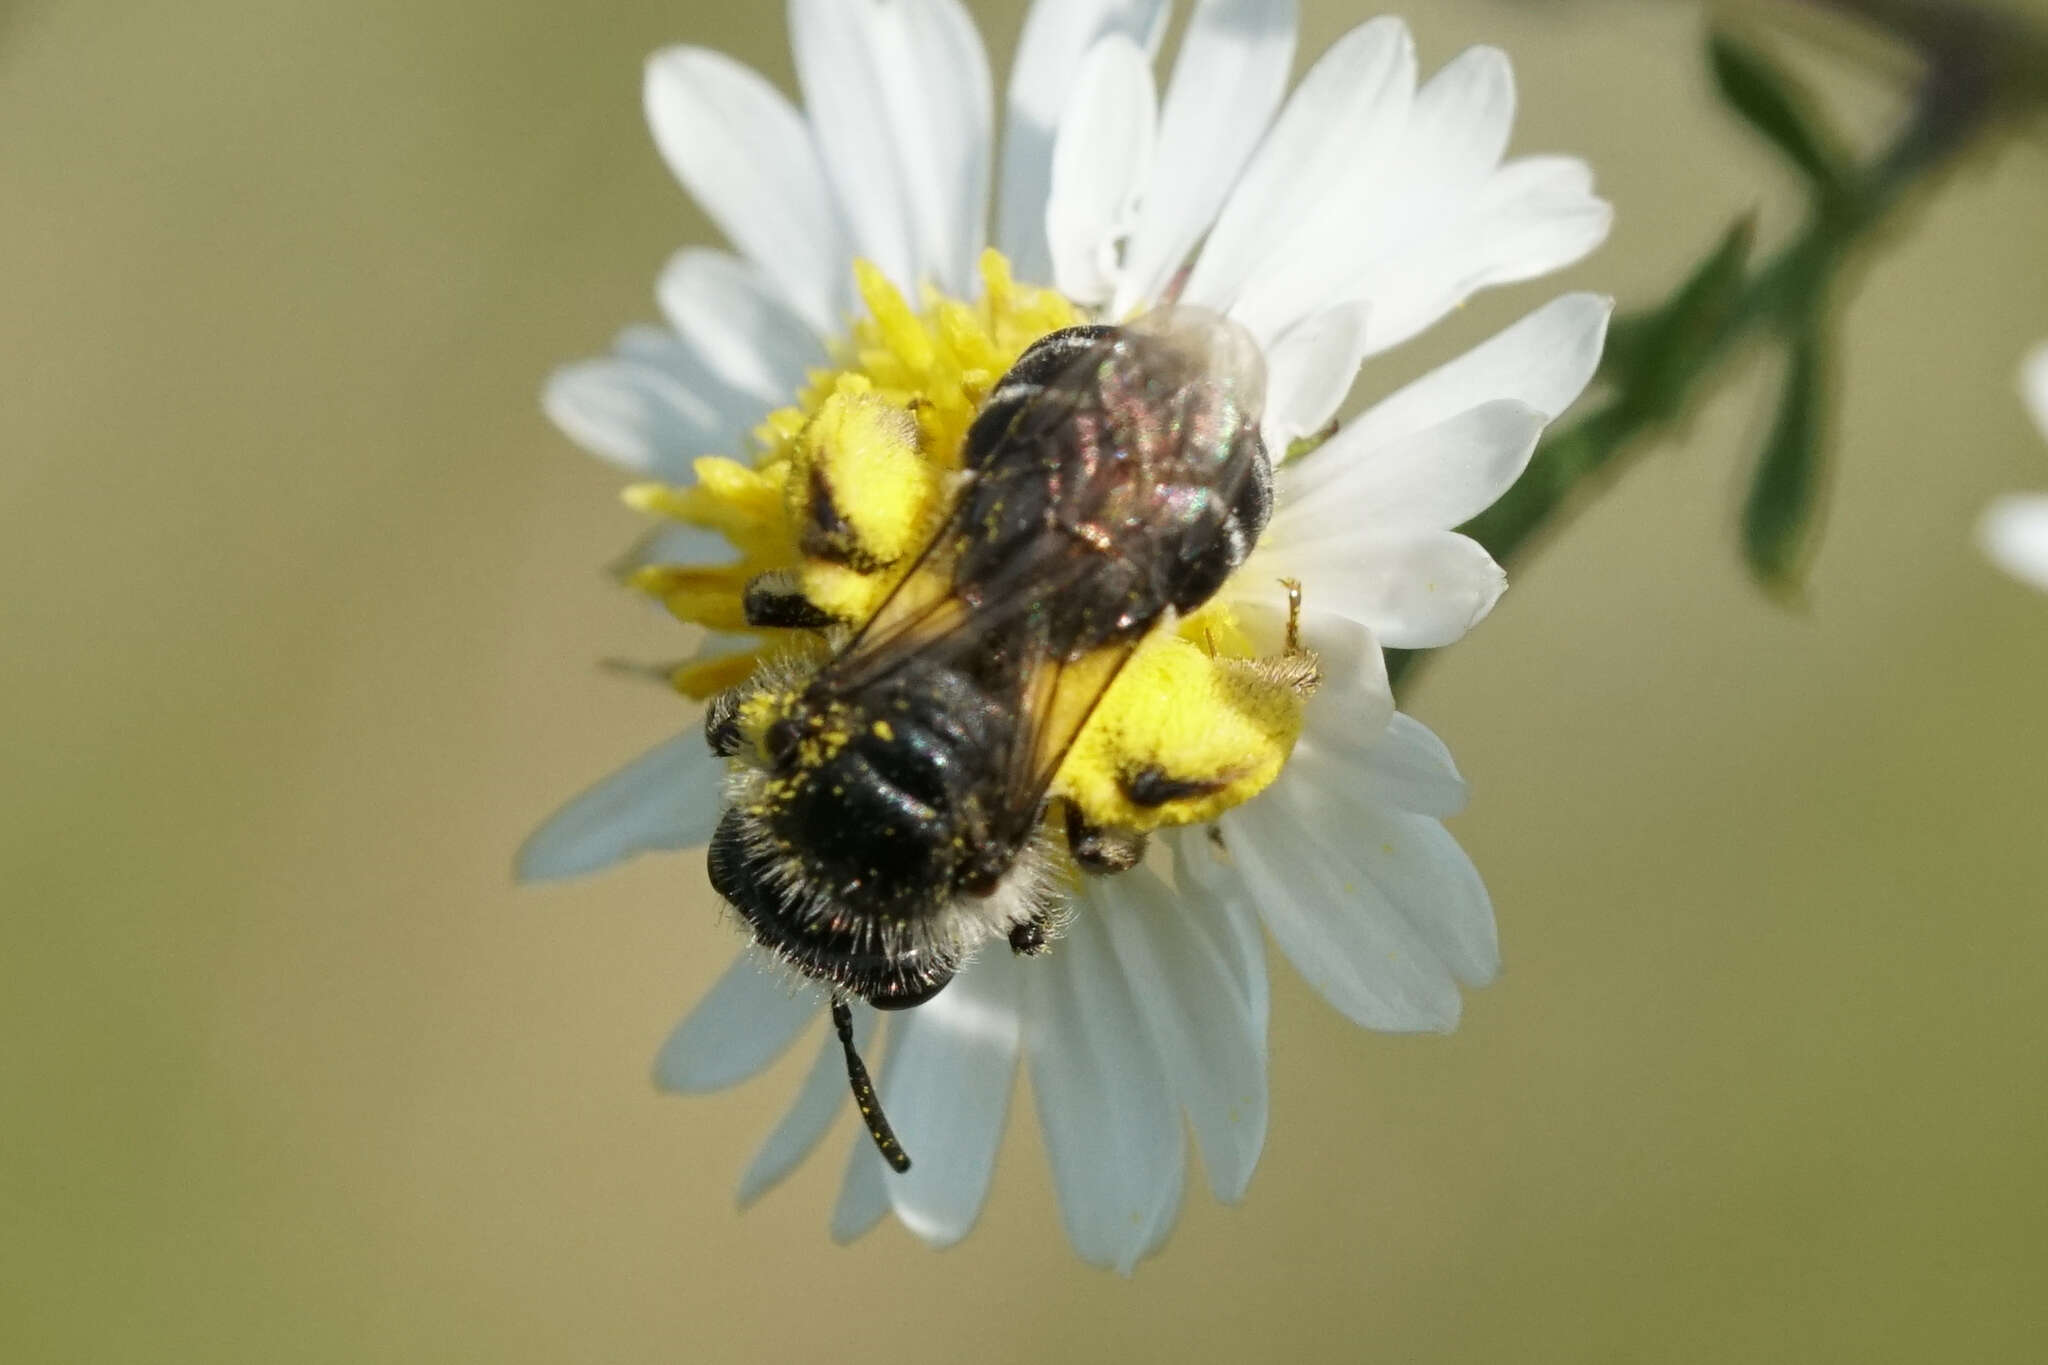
[1063,804,1149,874]
[741,568,835,630]
[702,684,749,756]
[1247,577,1322,699]
[1008,915,1053,956]
[1280,577,1304,652]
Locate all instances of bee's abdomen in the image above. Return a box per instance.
[717,663,1030,1007]
[766,663,1022,915]
[708,808,954,1009]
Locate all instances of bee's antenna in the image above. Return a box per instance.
[832,995,911,1173]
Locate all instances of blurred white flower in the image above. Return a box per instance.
[1979,344,2048,592]
[525,0,1609,1271]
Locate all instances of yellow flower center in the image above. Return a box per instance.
[623,249,1310,838]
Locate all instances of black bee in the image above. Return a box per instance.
[704,309,1272,1169]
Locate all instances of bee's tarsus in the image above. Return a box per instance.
[1008,917,1049,956]
[703,686,747,756]
[1279,577,1304,653]
[833,995,911,1174]
[1064,805,1148,874]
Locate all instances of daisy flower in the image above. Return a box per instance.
[1979,343,2048,591]
[522,0,1610,1272]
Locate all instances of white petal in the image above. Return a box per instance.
[1354,155,1613,355]
[1350,802,1499,987]
[1980,493,2048,592]
[1026,909,1185,1273]
[657,249,827,405]
[830,1136,892,1244]
[878,954,1023,1247]
[1182,18,1414,322]
[1254,528,1507,649]
[1169,831,1271,1040]
[1302,608,1394,741]
[1343,294,1614,456]
[2022,342,2048,443]
[1046,35,1157,307]
[1349,711,1470,819]
[874,0,994,295]
[788,0,919,291]
[997,0,1169,285]
[643,47,849,336]
[1113,0,1298,318]
[736,1004,874,1206]
[542,356,740,480]
[1276,400,1548,537]
[1221,751,1463,1032]
[1399,45,1518,200]
[1277,40,1518,335]
[1129,1142,1187,1269]
[1213,24,1420,344]
[515,731,724,882]
[1094,868,1268,1203]
[1260,301,1372,453]
[653,953,818,1093]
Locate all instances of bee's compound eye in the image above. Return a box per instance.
[764,716,802,766]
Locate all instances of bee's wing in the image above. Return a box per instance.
[815,328,1131,691]
[998,632,1139,822]
[1117,304,1268,427]
[832,307,1264,668]
[820,307,1268,828]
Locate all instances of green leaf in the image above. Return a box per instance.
[1611,214,1755,423]
[1709,32,1851,199]
[1743,328,1829,595]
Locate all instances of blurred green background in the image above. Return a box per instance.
[4,0,2046,1360]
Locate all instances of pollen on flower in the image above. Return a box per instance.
[629,249,1314,840]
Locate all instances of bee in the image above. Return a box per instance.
[703,308,1275,1170]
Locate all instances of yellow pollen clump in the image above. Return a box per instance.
[1059,611,1311,831]
[626,249,1310,838]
